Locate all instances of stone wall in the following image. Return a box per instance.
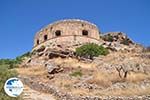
[20,77,150,100]
[33,19,101,51]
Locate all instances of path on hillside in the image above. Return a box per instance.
[22,85,56,100]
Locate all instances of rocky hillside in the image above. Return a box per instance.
[101,32,143,52]
[17,32,150,100]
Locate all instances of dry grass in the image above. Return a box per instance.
[126,72,150,83]
[71,88,90,96]
[16,66,47,76]
[17,55,150,97]
[53,57,96,69]
[97,86,150,96]
[50,76,75,90]
[70,82,150,96]
[86,71,121,88]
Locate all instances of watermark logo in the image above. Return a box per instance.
[4,77,24,97]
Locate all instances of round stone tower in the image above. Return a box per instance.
[32,19,101,51]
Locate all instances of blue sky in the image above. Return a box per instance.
[0,0,150,58]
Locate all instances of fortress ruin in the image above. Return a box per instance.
[33,19,102,51]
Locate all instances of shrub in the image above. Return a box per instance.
[20,52,31,58]
[0,52,30,69]
[31,49,37,55]
[102,35,113,42]
[0,52,30,99]
[120,38,130,45]
[0,52,31,69]
[0,59,18,69]
[36,45,45,52]
[0,65,21,100]
[70,70,83,77]
[15,52,31,64]
[76,43,109,59]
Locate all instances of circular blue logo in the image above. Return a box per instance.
[4,77,24,97]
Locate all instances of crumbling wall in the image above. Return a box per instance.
[33,19,101,51]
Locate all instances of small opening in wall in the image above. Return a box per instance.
[44,35,48,41]
[50,27,53,30]
[45,28,48,31]
[82,24,84,27]
[37,39,39,45]
[82,30,88,36]
[55,30,61,36]
[74,35,77,41]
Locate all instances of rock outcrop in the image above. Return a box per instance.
[101,32,143,52]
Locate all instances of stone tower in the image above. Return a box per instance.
[33,19,101,51]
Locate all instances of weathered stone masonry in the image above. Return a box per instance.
[33,19,102,51]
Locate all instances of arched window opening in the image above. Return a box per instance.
[37,39,39,45]
[55,30,61,36]
[82,30,88,36]
[44,35,48,41]
[50,27,53,30]
[82,24,84,27]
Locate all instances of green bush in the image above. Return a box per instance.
[31,49,37,55]
[0,55,26,99]
[102,35,113,42]
[0,65,21,100]
[0,59,18,69]
[76,43,109,59]
[36,45,45,52]
[0,52,31,69]
[70,70,83,77]
[0,52,31,99]
[120,38,130,45]
[15,52,31,64]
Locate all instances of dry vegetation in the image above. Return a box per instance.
[86,71,121,87]
[53,57,96,69]
[17,52,150,97]
[126,72,150,83]
[94,87,150,96]
[16,66,47,76]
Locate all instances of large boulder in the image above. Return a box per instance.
[45,62,63,74]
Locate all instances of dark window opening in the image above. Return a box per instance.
[44,35,48,41]
[50,27,53,30]
[82,24,84,27]
[74,35,77,41]
[37,39,39,45]
[55,30,61,36]
[82,30,88,36]
[45,28,48,31]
